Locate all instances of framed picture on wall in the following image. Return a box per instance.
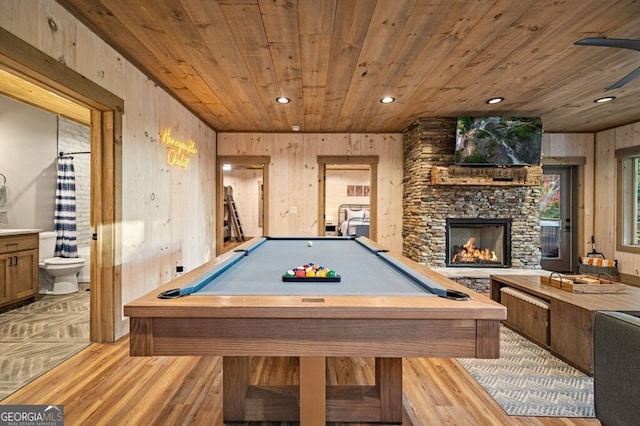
[347,185,355,196]
[363,185,370,196]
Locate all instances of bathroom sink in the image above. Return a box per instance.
[0,228,42,236]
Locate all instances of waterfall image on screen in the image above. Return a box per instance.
[455,116,542,166]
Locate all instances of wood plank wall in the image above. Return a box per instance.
[544,124,640,281]
[0,0,217,339]
[596,122,640,279]
[218,133,404,253]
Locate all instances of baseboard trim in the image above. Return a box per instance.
[618,272,640,287]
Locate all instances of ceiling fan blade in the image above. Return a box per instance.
[575,37,640,89]
[606,65,640,91]
[575,37,640,52]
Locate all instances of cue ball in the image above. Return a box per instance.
[307,241,313,247]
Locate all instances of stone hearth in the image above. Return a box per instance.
[432,267,548,294]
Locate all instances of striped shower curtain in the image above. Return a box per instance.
[54,156,78,258]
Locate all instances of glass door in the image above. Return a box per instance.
[540,166,575,271]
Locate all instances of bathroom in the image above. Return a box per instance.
[0,93,91,294]
[0,92,93,399]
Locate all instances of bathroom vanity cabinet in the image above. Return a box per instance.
[0,232,39,310]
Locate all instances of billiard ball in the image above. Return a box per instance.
[307,241,313,247]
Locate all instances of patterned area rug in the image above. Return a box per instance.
[457,327,594,417]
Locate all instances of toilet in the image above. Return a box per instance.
[38,231,86,295]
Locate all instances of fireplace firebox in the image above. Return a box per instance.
[446,218,511,267]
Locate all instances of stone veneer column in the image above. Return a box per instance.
[402,118,456,263]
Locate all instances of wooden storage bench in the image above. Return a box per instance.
[500,286,550,347]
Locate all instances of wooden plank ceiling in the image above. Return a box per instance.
[56,0,640,133]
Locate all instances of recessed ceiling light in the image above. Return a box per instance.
[222,164,232,171]
[276,96,290,104]
[594,96,616,103]
[486,97,504,104]
[380,96,395,104]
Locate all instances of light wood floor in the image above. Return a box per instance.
[2,337,601,426]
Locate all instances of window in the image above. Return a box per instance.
[540,173,561,258]
[616,146,640,252]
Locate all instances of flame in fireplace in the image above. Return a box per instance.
[452,237,499,264]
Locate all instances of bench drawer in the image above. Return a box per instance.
[501,287,550,347]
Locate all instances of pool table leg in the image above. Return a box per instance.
[377,357,403,423]
[299,356,326,425]
[222,356,249,421]
[222,356,401,423]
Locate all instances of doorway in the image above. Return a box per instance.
[540,166,577,272]
[1,28,124,342]
[317,156,378,239]
[216,156,269,255]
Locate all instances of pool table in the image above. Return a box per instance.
[124,236,505,425]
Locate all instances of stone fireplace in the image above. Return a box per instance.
[446,218,512,267]
[402,117,542,274]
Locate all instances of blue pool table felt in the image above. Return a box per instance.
[190,237,447,296]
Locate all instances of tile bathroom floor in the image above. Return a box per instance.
[0,284,90,400]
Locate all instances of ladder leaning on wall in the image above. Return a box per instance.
[224,186,245,242]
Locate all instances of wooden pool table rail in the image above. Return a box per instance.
[128,316,500,358]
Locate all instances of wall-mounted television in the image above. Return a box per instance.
[455,116,542,166]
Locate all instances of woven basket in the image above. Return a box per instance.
[577,255,618,279]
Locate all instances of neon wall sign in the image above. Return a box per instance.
[160,128,198,169]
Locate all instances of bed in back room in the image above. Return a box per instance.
[337,203,369,237]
